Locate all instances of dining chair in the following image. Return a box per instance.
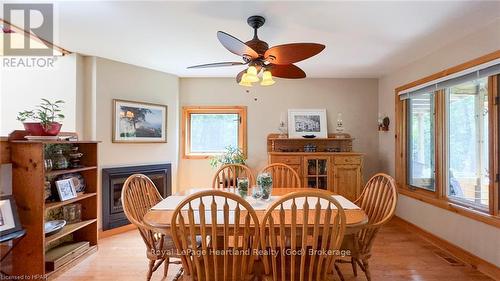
[121,174,181,281]
[260,163,301,188]
[261,190,346,281]
[335,173,397,281]
[171,190,260,281]
[212,164,255,189]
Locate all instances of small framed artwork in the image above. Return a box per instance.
[288,109,328,138]
[0,195,23,236]
[55,179,77,201]
[113,99,168,143]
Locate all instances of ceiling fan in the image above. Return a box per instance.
[187,15,325,86]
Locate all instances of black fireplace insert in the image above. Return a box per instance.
[101,163,172,231]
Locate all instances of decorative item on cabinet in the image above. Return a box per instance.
[278,112,288,138]
[62,203,82,224]
[378,113,390,131]
[44,181,52,200]
[16,99,65,136]
[55,178,77,201]
[56,173,86,194]
[52,149,69,170]
[68,146,84,168]
[304,143,317,152]
[335,112,344,133]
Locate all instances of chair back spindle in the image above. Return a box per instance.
[260,163,301,188]
[171,190,260,281]
[354,173,398,255]
[261,190,346,281]
[212,164,255,189]
[121,174,164,253]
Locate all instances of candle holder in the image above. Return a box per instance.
[278,121,288,138]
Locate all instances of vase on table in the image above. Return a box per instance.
[257,173,273,201]
[237,177,249,199]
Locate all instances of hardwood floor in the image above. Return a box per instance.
[54,218,496,281]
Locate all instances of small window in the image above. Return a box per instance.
[446,78,489,209]
[182,106,247,158]
[407,92,435,191]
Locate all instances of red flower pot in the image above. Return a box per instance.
[23,122,62,136]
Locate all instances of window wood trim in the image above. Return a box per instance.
[181,106,247,159]
[395,50,500,228]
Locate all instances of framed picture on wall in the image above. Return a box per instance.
[288,109,328,138]
[112,99,168,143]
[0,195,22,236]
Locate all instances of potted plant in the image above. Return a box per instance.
[17,99,65,136]
[210,146,247,188]
[209,145,246,169]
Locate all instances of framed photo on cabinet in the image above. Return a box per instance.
[288,109,328,138]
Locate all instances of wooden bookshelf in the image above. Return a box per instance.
[9,139,99,279]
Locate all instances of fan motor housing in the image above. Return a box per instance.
[245,39,269,56]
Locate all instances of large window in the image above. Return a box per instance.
[446,78,489,209]
[182,106,247,158]
[407,93,435,191]
[395,52,499,225]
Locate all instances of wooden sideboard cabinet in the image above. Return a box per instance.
[267,134,363,201]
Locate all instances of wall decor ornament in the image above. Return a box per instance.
[113,99,167,143]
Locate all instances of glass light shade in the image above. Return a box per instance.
[245,66,260,82]
[239,73,253,87]
[260,70,276,86]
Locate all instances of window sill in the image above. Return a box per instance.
[183,153,213,159]
[398,187,500,228]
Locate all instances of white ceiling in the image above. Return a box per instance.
[53,1,500,78]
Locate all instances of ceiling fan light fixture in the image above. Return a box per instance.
[239,73,253,87]
[260,70,275,86]
[245,66,260,83]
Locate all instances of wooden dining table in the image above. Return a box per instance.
[144,188,368,234]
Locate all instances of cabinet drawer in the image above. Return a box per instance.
[334,156,362,165]
[271,156,302,165]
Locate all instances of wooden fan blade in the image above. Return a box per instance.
[268,64,306,79]
[217,31,259,59]
[187,62,245,69]
[265,43,325,65]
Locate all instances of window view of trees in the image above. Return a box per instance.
[447,78,489,207]
[408,93,435,191]
[190,113,239,153]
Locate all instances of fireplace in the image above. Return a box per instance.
[102,163,172,230]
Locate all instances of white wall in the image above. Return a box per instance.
[89,57,180,229]
[1,54,82,196]
[0,54,80,136]
[378,19,500,266]
[178,78,379,191]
